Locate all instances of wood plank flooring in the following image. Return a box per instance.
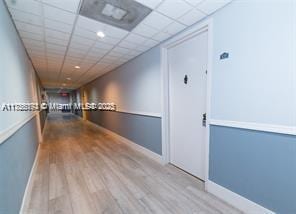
[23,113,241,214]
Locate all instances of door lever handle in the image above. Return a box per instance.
[202,113,206,127]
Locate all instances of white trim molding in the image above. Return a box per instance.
[210,119,296,136]
[0,112,39,145]
[207,180,275,214]
[116,108,161,118]
[84,120,162,164]
[19,144,40,214]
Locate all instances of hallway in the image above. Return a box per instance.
[23,114,239,214]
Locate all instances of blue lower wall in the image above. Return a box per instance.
[0,117,39,214]
[87,111,162,155]
[209,125,296,213]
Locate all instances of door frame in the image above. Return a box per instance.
[160,18,213,189]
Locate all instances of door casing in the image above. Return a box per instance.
[160,19,213,190]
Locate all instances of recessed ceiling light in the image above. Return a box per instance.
[96,31,105,38]
[75,65,80,69]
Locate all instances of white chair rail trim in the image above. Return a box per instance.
[210,119,296,136]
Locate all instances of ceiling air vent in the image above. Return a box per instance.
[79,0,152,31]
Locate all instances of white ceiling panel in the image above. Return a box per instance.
[44,19,73,33]
[134,0,163,9]
[43,4,76,25]
[71,35,94,46]
[112,47,131,54]
[157,0,192,19]
[152,31,171,42]
[99,36,121,45]
[42,0,81,13]
[76,15,105,32]
[143,39,158,48]
[124,33,147,45]
[5,0,232,88]
[142,11,173,31]
[132,23,158,37]
[15,21,43,35]
[19,30,44,41]
[104,25,129,39]
[45,29,70,41]
[118,41,138,50]
[184,0,204,7]
[10,9,43,26]
[94,41,114,50]
[45,37,69,46]
[179,9,206,26]
[73,27,98,41]
[196,0,232,15]
[6,0,43,16]
[163,21,186,35]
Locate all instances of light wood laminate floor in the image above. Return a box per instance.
[23,113,241,214]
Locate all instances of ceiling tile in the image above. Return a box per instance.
[19,30,44,41]
[6,0,43,16]
[157,0,192,19]
[71,35,94,46]
[152,31,171,42]
[67,51,85,58]
[26,46,46,53]
[104,25,129,39]
[163,21,186,35]
[134,45,150,52]
[196,0,232,15]
[143,39,158,48]
[43,4,76,25]
[134,0,163,9]
[42,0,81,13]
[94,41,114,50]
[46,37,69,46]
[22,38,45,48]
[132,23,158,38]
[45,29,70,41]
[68,48,88,55]
[124,33,147,45]
[85,51,106,58]
[47,43,67,52]
[178,9,206,26]
[73,27,98,41]
[112,47,131,54]
[15,21,43,35]
[76,15,105,32]
[69,42,90,51]
[184,0,204,6]
[108,51,125,58]
[10,9,43,26]
[142,11,173,31]
[118,41,138,49]
[99,36,121,45]
[44,19,73,33]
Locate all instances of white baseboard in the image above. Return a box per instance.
[19,144,40,214]
[207,180,274,214]
[85,120,163,164]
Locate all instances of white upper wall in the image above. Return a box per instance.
[0,1,39,132]
[210,0,296,127]
[84,47,161,115]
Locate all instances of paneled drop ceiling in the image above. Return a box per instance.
[5,0,231,89]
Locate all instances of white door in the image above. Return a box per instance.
[168,30,208,180]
